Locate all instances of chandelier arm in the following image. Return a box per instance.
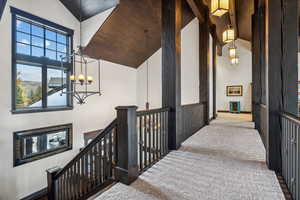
[73,91,83,102]
[82,93,98,102]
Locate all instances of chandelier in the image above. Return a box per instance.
[60,0,102,104]
[211,0,229,17]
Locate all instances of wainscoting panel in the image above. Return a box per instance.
[179,103,205,145]
[260,104,268,149]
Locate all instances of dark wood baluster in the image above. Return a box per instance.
[84,154,88,195]
[139,116,143,170]
[162,112,165,156]
[57,177,61,200]
[143,115,147,170]
[76,159,80,199]
[159,112,163,158]
[99,139,103,184]
[152,113,156,161]
[148,114,152,165]
[89,148,94,190]
[103,136,108,181]
[66,169,70,199]
[108,131,113,178]
[165,111,169,154]
[95,141,99,186]
[156,112,159,160]
[60,175,64,200]
[163,111,166,155]
[64,172,67,200]
[113,127,118,168]
[70,165,74,199]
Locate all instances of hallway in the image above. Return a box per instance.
[94,119,285,200]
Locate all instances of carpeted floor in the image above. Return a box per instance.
[94,119,285,200]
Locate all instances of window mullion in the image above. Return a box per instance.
[42,63,47,108]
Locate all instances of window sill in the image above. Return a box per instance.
[11,106,73,114]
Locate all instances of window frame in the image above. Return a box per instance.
[11,7,74,114]
[13,123,73,167]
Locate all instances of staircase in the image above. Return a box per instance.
[46,106,170,200]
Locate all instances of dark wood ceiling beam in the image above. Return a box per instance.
[185,0,205,23]
[185,0,223,49]
[0,0,7,21]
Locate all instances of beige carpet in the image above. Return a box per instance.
[217,112,253,121]
[93,119,284,200]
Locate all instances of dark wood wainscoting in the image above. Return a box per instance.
[259,104,268,149]
[179,103,205,145]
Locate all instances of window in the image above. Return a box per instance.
[13,124,73,167]
[11,7,74,113]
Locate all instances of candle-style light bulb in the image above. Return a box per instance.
[78,74,85,85]
[87,76,93,84]
[70,75,76,82]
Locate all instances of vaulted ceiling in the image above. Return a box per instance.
[84,0,195,68]
[60,0,255,68]
[59,0,119,21]
[0,0,7,20]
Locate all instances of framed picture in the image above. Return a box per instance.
[226,85,243,96]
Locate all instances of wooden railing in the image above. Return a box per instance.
[47,106,171,199]
[47,120,117,200]
[137,108,169,172]
[281,112,300,200]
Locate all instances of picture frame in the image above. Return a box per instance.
[226,85,243,97]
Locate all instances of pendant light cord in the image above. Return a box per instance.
[145,30,149,104]
[79,0,83,73]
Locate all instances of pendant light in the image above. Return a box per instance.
[145,30,150,110]
[229,41,237,58]
[231,56,239,65]
[223,27,235,43]
[211,0,229,17]
[60,0,102,104]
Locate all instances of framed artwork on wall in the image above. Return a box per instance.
[226,85,243,96]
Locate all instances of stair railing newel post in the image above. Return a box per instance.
[115,106,139,185]
[46,167,61,200]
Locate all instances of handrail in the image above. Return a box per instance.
[280,112,300,125]
[54,119,117,179]
[137,107,170,116]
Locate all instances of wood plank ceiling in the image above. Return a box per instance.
[0,0,7,21]
[60,0,272,68]
[59,0,119,21]
[84,0,195,68]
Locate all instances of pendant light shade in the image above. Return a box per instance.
[223,28,235,43]
[231,57,239,65]
[211,0,229,17]
[229,46,237,58]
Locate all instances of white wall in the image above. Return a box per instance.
[137,18,200,110]
[82,7,115,47]
[216,39,252,112]
[0,1,136,199]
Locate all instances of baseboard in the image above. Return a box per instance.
[20,188,47,200]
[218,110,252,114]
